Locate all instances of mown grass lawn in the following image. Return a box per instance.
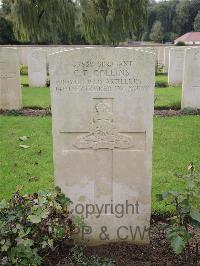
[22,87,51,108]
[21,75,29,86]
[155,74,182,109]
[21,75,51,108]
[0,116,53,200]
[155,86,181,109]
[0,115,199,214]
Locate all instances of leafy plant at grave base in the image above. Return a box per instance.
[0,186,75,266]
[20,65,28,75]
[155,80,168,88]
[182,107,200,116]
[46,78,50,87]
[69,245,115,266]
[3,109,24,116]
[155,63,164,75]
[157,163,200,264]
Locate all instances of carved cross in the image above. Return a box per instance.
[60,99,146,204]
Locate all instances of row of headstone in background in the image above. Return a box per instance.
[1,45,200,110]
[19,47,69,87]
[18,46,160,88]
[168,47,185,86]
[164,47,170,73]
[28,48,47,87]
[164,46,200,108]
[19,46,164,66]
[0,47,22,110]
[165,46,199,86]
[158,46,165,67]
[0,46,80,110]
[182,47,200,109]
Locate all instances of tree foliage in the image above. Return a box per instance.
[194,10,200,31]
[149,20,164,42]
[0,16,15,44]
[80,0,148,44]
[8,0,76,44]
[146,0,200,43]
[1,0,200,44]
[173,1,190,35]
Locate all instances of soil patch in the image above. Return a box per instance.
[43,217,200,266]
[1,108,200,117]
[0,108,51,117]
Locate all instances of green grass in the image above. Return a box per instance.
[22,87,51,108]
[20,75,51,108]
[155,74,182,109]
[21,75,51,108]
[155,86,182,109]
[153,115,200,213]
[21,75,29,86]
[156,74,168,84]
[0,116,53,199]
[0,115,199,214]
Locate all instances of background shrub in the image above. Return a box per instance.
[20,65,28,75]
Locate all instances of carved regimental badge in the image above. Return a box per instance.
[74,102,133,150]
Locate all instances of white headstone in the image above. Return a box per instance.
[182,48,200,109]
[50,47,155,245]
[163,47,170,73]
[137,47,157,65]
[168,47,185,85]
[0,48,22,110]
[28,48,47,87]
[19,47,29,66]
[158,46,165,67]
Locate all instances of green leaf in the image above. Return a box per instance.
[16,238,33,247]
[28,215,42,224]
[0,199,7,209]
[190,210,200,223]
[40,210,49,219]
[0,239,6,245]
[47,239,54,248]
[23,239,34,247]
[42,241,48,249]
[1,244,9,252]
[1,239,11,252]
[170,235,186,255]
[179,198,190,214]
[12,228,18,233]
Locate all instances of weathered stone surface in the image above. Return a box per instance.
[168,47,185,85]
[164,47,170,73]
[19,47,29,66]
[50,47,155,245]
[182,47,200,109]
[0,48,22,110]
[138,47,158,62]
[28,48,47,87]
[158,46,165,67]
